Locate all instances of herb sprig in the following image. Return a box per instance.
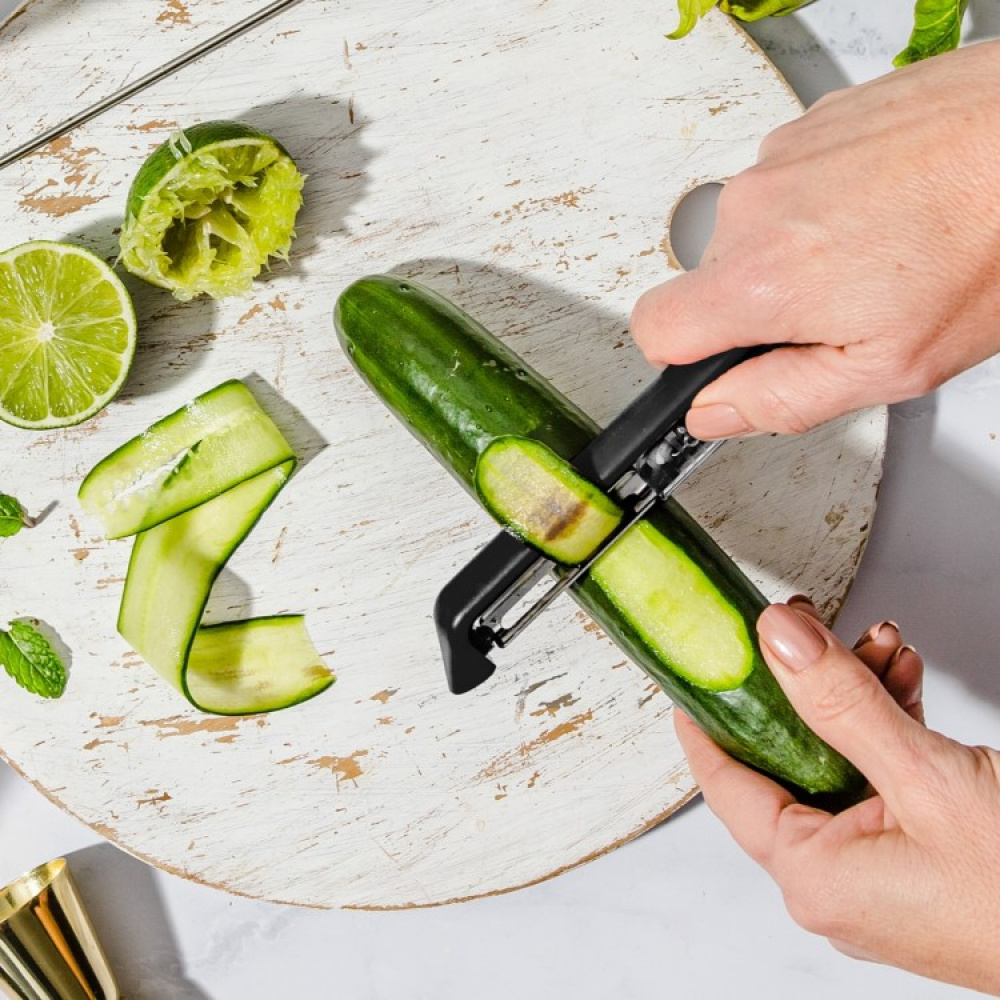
[668,1,969,66]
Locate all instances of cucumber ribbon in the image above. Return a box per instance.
[79,380,333,714]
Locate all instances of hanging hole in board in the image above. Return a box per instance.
[666,181,723,271]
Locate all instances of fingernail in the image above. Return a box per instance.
[685,403,753,440]
[890,646,923,707]
[787,593,816,609]
[852,620,900,651]
[758,604,829,673]
[888,643,919,671]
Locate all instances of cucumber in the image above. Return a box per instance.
[334,275,865,805]
[79,379,295,540]
[477,435,751,690]
[81,380,333,715]
[475,435,622,564]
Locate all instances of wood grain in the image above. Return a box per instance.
[0,0,885,908]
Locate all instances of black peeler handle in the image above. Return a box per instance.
[570,345,768,489]
[435,345,768,694]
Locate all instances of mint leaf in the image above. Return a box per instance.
[894,0,968,66]
[668,0,718,40]
[0,494,30,538]
[721,0,816,20]
[0,620,67,698]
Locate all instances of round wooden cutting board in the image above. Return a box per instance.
[0,0,884,908]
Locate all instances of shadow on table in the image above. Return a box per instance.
[0,759,15,799]
[65,843,212,1000]
[740,11,852,106]
[843,391,1000,711]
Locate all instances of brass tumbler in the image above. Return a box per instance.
[0,859,120,1000]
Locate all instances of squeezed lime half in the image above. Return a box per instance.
[119,121,305,301]
[0,241,136,430]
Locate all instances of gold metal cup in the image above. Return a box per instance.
[0,859,121,1000]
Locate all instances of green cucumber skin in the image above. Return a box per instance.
[334,275,864,804]
[334,275,596,495]
[124,121,293,223]
[576,502,862,806]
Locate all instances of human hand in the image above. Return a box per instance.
[674,596,1000,994]
[631,41,1000,439]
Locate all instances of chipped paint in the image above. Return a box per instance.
[272,525,289,563]
[825,503,847,530]
[92,715,124,729]
[238,303,266,325]
[310,750,369,788]
[156,0,191,27]
[478,711,595,781]
[18,184,104,218]
[137,789,172,808]
[529,693,578,718]
[370,688,398,704]
[20,137,106,217]
[138,715,261,739]
[493,186,595,225]
[128,119,179,133]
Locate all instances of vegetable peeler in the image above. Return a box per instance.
[434,346,767,694]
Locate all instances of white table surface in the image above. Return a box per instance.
[2,3,998,998]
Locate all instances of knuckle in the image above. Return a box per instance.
[777,852,861,940]
[782,881,845,937]
[628,290,664,355]
[753,382,815,435]
[807,664,878,728]
[716,168,767,224]
[756,122,796,162]
[911,741,1000,824]
[903,355,946,398]
[808,88,846,112]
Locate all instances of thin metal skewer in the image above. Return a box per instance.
[0,0,307,171]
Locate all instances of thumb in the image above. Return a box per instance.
[756,604,935,807]
[686,344,867,438]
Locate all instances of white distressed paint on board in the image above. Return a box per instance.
[0,0,884,908]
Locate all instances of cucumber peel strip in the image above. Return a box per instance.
[81,380,333,714]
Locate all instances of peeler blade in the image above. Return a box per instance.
[435,345,768,695]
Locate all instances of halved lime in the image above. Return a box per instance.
[0,241,136,430]
[119,121,305,301]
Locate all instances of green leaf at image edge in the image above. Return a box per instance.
[720,0,815,21]
[0,494,26,537]
[894,0,968,66]
[0,621,67,698]
[668,0,718,39]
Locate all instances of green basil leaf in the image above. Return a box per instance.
[667,0,719,40]
[720,0,815,21]
[0,494,26,537]
[894,0,968,66]
[0,620,67,698]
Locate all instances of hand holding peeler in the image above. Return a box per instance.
[434,346,767,694]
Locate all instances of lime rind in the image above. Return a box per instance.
[120,124,305,302]
[0,241,136,430]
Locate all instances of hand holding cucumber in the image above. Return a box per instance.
[676,596,1000,994]
[633,40,1000,992]
[630,39,1000,439]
